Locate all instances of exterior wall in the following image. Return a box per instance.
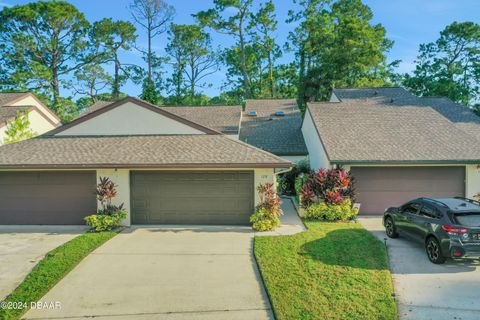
[466,165,480,199]
[345,163,480,199]
[94,167,276,226]
[0,109,57,146]
[301,108,331,170]
[329,93,340,102]
[56,102,204,136]
[11,95,60,125]
[280,155,308,164]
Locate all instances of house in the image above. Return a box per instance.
[240,99,308,163]
[0,97,291,226]
[302,87,480,214]
[0,92,61,145]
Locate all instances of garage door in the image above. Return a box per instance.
[0,171,97,225]
[131,171,254,225]
[350,167,465,215]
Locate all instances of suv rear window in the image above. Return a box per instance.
[452,212,480,227]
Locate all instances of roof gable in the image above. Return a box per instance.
[0,93,60,127]
[50,97,220,136]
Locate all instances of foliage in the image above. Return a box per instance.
[140,78,160,104]
[300,168,356,207]
[3,111,36,144]
[250,182,281,231]
[288,0,395,106]
[95,176,125,215]
[0,1,93,112]
[254,221,397,320]
[70,64,112,104]
[250,207,280,232]
[0,232,116,320]
[277,159,310,195]
[304,199,358,221]
[403,21,480,106]
[85,211,127,232]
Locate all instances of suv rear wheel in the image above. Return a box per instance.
[384,217,399,238]
[426,237,446,264]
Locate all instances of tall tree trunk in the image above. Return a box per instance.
[147,25,153,82]
[112,53,120,100]
[190,63,195,97]
[268,51,274,98]
[51,65,60,110]
[298,45,306,109]
[238,19,252,98]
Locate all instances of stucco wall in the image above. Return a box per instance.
[95,167,276,226]
[11,95,60,125]
[301,108,331,170]
[0,109,57,146]
[56,102,205,136]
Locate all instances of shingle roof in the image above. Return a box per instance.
[0,135,291,169]
[0,92,28,107]
[240,99,308,156]
[159,106,242,134]
[308,87,480,163]
[0,106,31,125]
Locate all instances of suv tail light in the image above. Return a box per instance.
[442,225,468,235]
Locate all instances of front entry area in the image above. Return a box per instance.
[350,166,466,215]
[130,171,254,225]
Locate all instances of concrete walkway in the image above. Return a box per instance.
[359,216,480,320]
[255,197,306,236]
[0,226,85,300]
[24,226,274,320]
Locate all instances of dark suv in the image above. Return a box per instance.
[383,197,480,264]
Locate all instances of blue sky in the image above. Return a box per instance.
[1,0,479,99]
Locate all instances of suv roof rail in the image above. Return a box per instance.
[453,197,480,206]
[419,197,449,208]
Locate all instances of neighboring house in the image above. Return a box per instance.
[240,99,308,163]
[0,92,61,145]
[302,87,480,214]
[0,97,291,226]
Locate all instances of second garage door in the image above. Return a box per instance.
[350,166,465,215]
[131,171,254,225]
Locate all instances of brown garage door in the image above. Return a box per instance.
[131,171,254,225]
[350,167,465,215]
[0,171,97,225]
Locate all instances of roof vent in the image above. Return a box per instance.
[390,98,395,103]
[247,111,257,117]
[274,111,285,116]
[373,90,378,95]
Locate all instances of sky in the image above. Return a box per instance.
[1,0,479,99]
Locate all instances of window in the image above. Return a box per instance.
[402,203,420,215]
[453,212,480,227]
[420,206,440,219]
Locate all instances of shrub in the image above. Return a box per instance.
[277,159,310,195]
[300,168,356,207]
[250,183,281,231]
[304,200,358,222]
[86,177,126,232]
[250,207,280,231]
[85,211,127,232]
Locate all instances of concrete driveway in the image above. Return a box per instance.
[359,217,480,320]
[0,226,85,301]
[24,226,273,320]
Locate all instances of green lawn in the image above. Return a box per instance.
[0,232,116,320]
[255,221,397,320]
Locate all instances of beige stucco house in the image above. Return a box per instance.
[302,87,480,214]
[0,97,291,226]
[0,92,61,145]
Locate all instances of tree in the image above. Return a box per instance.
[92,19,137,100]
[0,1,93,113]
[3,111,36,144]
[249,0,280,98]
[287,0,394,105]
[195,0,254,98]
[166,24,219,102]
[71,65,112,104]
[129,0,175,83]
[403,21,480,106]
[140,78,160,104]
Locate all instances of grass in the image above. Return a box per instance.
[0,231,117,320]
[254,221,397,320]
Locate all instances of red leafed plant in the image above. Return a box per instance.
[256,182,281,216]
[96,177,124,215]
[300,168,356,206]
